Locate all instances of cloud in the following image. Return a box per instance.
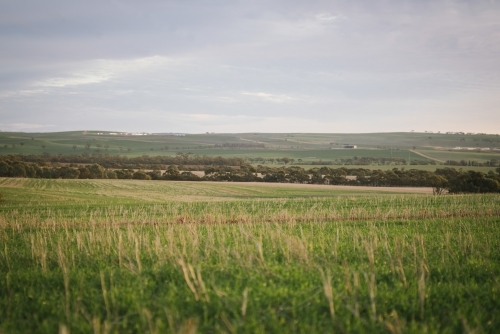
[37,73,110,87]
[0,123,55,131]
[188,114,217,120]
[315,13,340,21]
[33,56,178,88]
[0,89,46,98]
[1,1,500,133]
[241,91,295,103]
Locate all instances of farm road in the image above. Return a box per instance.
[410,150,445,163]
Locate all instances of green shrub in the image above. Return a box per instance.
[132,171,151,180]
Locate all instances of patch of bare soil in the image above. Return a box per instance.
[202,181,434,194]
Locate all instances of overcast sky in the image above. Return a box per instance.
[1,0,499,133]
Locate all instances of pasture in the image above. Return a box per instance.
[0,178,499,333]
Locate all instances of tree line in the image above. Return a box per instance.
[1,157,499,193]
[253,166,500,194]
[445,159,498,167]
[8,153,500,169]
[1,153,246,169]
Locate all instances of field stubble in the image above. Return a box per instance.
[0,179,499,333]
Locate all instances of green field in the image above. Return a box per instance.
[296,164,499,173]
[1,178,499,333]
[1,131,499,171]
[418,149,500,163]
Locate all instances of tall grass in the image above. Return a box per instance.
[1,194,498,228]
[0,183,499,332]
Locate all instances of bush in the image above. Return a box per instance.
[132,171,151,180]
[88,164,105,179]
[106,170,117,179]
[116,170,133,179]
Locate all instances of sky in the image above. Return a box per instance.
[0,0,499,134]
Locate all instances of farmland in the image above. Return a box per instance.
[0,178,499,333]
[1,131,499,171]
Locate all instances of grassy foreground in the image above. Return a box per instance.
[0,179,499,333]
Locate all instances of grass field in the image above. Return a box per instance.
[295,164,499,173]
[1,132,499,171]
[1,178,500,333]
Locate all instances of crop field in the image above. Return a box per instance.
[1,178,500,333]
[417,149,500,164]
[295,164,499,173]
[195,148,423,161]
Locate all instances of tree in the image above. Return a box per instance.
[435,168,461,180]
[78,167,90,179]
[72,145,77,150]
[147,169,162,180]
[41,145,46,150]
[58,167,80,179]
[133,171,151,180]
[448,171,500,193]
[285,166,309,183]
[0,161,12,176]
[427,174,448,195]
[11,162,27,177]
[20,142,25,147]
[310,171,324,184]
[165,165,180,177]
[88,164,105,179]
[106,170,117,179]
[324,168,348,185]
[25,164,37,178]
[40,167,57,179]
[31,164,42,178]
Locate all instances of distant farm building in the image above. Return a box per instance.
[343,145,357,149]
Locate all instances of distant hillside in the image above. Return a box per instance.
[0,131,498,171]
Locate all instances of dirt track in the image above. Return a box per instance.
[410,150,445,163]
[202,181,434,194]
